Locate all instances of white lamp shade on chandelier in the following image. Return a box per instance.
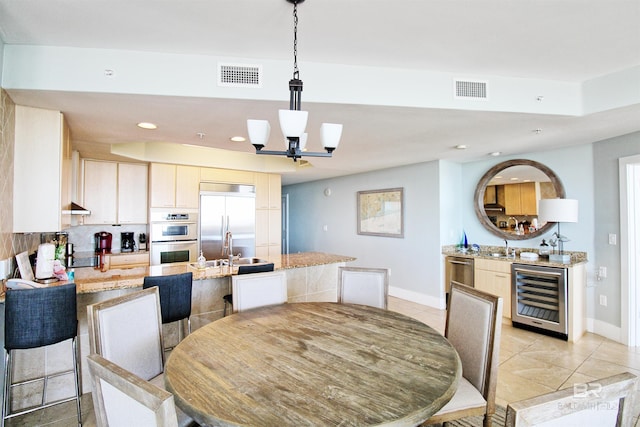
[247,120,271,147]
[278,109,308,138]
[320,123,343,149]
[538,198,579,224]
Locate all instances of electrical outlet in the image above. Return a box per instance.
[599,266,607,278]
[600,295,608,306]
[608,233,617,245]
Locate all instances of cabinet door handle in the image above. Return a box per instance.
[496,274,507,278]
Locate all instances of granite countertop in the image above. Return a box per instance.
[1,252,356,298]
[442,245,588,267]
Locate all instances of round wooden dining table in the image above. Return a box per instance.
[164,302,461,427]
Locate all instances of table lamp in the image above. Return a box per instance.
[538,198,579,264]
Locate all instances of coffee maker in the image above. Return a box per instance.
[94,232,112,253]
[121,232,135,252]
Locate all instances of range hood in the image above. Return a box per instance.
[62,202,91,215]
[483,203,504,212]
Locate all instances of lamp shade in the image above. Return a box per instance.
[320,123,343,149]
[298,133,308,151]
[538,198,579,224]
[247,120,271,147]
[279,109,308,138]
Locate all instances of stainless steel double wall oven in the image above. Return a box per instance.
[149,210,198,265]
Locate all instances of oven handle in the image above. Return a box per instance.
[151,239,198,245]
[448,260,473,266]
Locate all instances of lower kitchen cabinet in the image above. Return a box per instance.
[474,258,512,319]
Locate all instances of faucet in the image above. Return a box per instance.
[223,231,233,267]
[504,239,515,258]
[508,217,518,233]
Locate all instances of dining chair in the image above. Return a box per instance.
[87,287,165,382]
[505,372,637,427]
[422,283,503,427]
[143,272,193,346]
[87,288,196,427]
[2,283,82,427]
[87,353,179,427]
[338,266,389,309]
[223,263,275,316]
[231,270,287,313]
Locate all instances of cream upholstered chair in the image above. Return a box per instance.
[87,287,165,382]
[87,353,179,427]
[223,263,275,316]
[231,270,287,313]
[423,283,503,427]
[338,266,389,309]
[87,288,195,427]
[505,372,637,427]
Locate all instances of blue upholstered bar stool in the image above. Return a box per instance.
[2,283,82,427]
[223,263,275,316]
[143,272,193,346]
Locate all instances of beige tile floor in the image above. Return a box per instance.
[388,296,640,425]
[7,296,640,426]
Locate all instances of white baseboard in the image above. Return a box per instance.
[389,286,446,310]
[587,317,623,343]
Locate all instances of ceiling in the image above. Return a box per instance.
[1,0,639,185]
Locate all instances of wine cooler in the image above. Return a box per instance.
[512,263,568,340]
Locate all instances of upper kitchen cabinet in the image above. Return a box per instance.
[83,160,148,224]
[255,173,282,260]
[504,182,539,216]
[255,173,281,210]
[200,167,255,185]
[13,106,72,232]
[149,163,200,209]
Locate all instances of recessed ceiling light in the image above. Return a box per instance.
[533,129,542,134]
[510,177,519,181]
[230,136,246,142]
[137,122,157,130]
[489,152,501,156]
[455,144,468,150]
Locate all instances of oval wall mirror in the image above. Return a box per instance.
[474,159,566,240]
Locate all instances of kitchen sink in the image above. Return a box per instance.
[189,259,225,269]
[234,257,269,265]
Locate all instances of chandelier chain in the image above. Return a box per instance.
[292,0,299,79]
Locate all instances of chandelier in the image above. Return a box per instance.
[247,0,343,161]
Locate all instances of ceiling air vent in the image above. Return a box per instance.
[218,63,262,88]
[454,80,488,100]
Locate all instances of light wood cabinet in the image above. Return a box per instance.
[255,173,282,260]
[13,106,72,232]
[504,182,538,215]
[200,167,255,185]
[117,163,148,223]
[149,163,200,209]
[83,160,148,224]
[176,166,200,208]
[101,252,150,272]
[474,258,512,319]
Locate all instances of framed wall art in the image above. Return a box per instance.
[357,187,404,238]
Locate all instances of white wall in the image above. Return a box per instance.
[284,161,446,307]
[592,131,640,329]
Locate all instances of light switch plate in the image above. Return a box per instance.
[609,233,617,245]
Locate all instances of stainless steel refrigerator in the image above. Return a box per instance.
[199,183,256,260]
